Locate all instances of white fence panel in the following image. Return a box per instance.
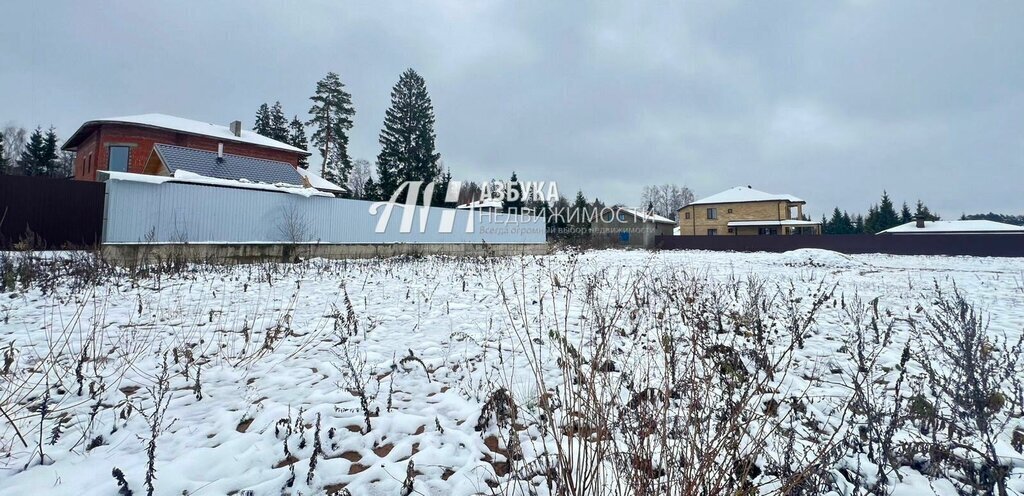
[102,180,546,244]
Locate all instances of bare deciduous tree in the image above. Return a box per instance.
[640,184,694,220]
[346,158,372,199]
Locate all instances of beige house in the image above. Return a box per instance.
[677,186,820,236]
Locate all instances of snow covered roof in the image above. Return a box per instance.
[877,220,1024,234]
[296,167,346,194]
[686,186,804,207]
[152,144,303,186]
[727,220,821,227]
[456,200,503,210]
[62,113,310,155]
[615,207,676,225]
[99,170,333,197]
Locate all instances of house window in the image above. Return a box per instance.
[758,227,779,236]
[684,212,691,220]
[707,208,717,220]
[707,229,718,236]
[108,146,130,172]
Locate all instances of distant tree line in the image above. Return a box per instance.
[821,191,940,234]
[959,212,1024,226]
[252,68,449,203]
[0,124,74,178]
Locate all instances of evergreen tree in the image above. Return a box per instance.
[18,127,48,176]
[876,191,900,231]
[307,72,356,185]
[269,102,289,142]
[570,191,592,240]
[287,116,309,168]
[853,214,865,234]
[504,172,525,214]
[915,200,940,221]
[842,212,854,233]
[827,208,845,234]
[363,177,378,202]
[42,127,59,176]
[376,69,441,199]
[900,202,913,224]
[431,167,453,207]
[864,205,880,234]
[253,103,272,136]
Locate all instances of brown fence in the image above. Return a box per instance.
[656,234,1024,257]
[0,175,105,248]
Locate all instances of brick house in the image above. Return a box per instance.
[62,114,310,182]
[677,186,820,236]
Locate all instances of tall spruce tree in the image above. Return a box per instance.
[307,72,356,185]
[504,171,525,213]
[253,103,272,136]
[375,69,441,200]
[876,191,900,232]
[269,102,289,142]
[42,127,59,176]
[287,116,309,168]
[18,127,48,176]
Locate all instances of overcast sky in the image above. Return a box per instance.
[2,1,1022,216]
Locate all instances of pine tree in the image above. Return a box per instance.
[376,69,441,199]
[42,127,59,176]
[843,212,854,234]
[854,214,865,234]
[504,172,525,214]
[269,102,289,142]
[18,127,48,176]
[253,103,272,136]
[287,116,309,169]
[307,72,356,185]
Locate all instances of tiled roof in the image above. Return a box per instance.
[153,144,303,186]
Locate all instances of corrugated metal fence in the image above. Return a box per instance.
[103,178,546,244]
[0,175,105,248]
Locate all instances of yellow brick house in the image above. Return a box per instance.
[677,186,821,236]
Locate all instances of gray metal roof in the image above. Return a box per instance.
[153,144,303,186]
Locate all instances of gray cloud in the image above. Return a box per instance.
[2,0,1021,216]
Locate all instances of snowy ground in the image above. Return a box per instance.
[1,249,1024,495]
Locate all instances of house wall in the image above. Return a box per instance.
[677,200,804,236]
[72,124,303,181]
[590,217,674,248]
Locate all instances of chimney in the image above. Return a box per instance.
[229,120,242,137]
[217,143,224,162]
[914,215,925,229]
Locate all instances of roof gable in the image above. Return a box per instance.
[152,144,303,186]
[686,186,804,207]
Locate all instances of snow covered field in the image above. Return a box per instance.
[1,249,1024,495]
